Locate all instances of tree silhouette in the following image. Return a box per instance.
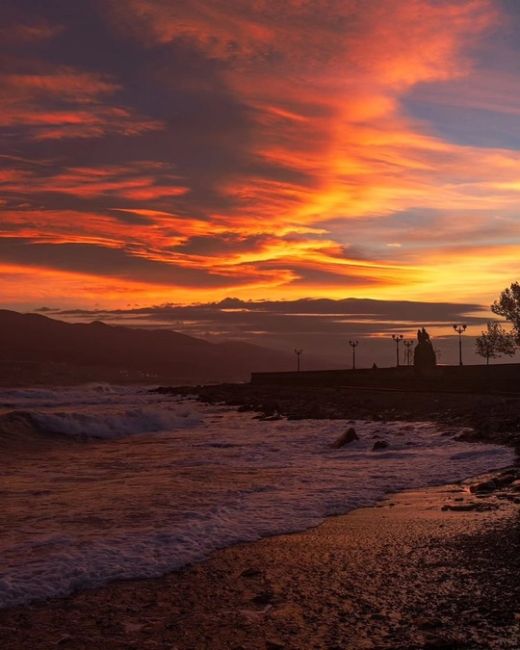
[413,327,436,369]
[475,321,516,364]
[491,282,520,343]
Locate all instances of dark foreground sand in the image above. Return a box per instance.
[1,471,519,650]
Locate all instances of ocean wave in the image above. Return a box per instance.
[0,405,202,444]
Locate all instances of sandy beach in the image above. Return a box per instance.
[1,470,519,650]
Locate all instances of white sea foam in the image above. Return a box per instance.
[0,385,515,608]
[0,385,200,441]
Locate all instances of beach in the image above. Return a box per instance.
[1,476,519,649]
[0,384,519,649]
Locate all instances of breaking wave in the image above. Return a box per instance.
[0,406,202,445]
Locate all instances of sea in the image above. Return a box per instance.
[0,384,514,609]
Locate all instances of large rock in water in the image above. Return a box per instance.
[413,327,437,370]
[331,427,359,448]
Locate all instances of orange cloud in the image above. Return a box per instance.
[0,162,188,200]
[104,0,500,240]
[2,71,119,102]
[0,66,163,140]
[0,20,62,44]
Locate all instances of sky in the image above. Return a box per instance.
[1,0,520,361]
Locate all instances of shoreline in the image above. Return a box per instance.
[1,466,519,650]
[155,383,520,450]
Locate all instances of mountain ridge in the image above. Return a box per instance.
[0,309,325,385]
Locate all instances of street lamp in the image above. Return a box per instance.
[403,339,414,366]
[391,334,404,367]
[452,324,467,366]
[348,340,359,369]
[294,348,303,372]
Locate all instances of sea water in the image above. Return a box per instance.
[0,384,514,608]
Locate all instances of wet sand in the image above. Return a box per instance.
[1,473,519,650]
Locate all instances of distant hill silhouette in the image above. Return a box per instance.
[0,310,324,385]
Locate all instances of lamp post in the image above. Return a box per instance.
[294,348,303,372]
[348,340,359,369]
[392,334,404,367]
[452,324,467,366]
[403,339,414,366]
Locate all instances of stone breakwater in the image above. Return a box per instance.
[154,383,520,451]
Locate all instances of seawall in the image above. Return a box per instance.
[251,363,520,394]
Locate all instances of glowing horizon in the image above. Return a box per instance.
[1,0,520,311]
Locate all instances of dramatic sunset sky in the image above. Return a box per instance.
[1,0,520,359]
